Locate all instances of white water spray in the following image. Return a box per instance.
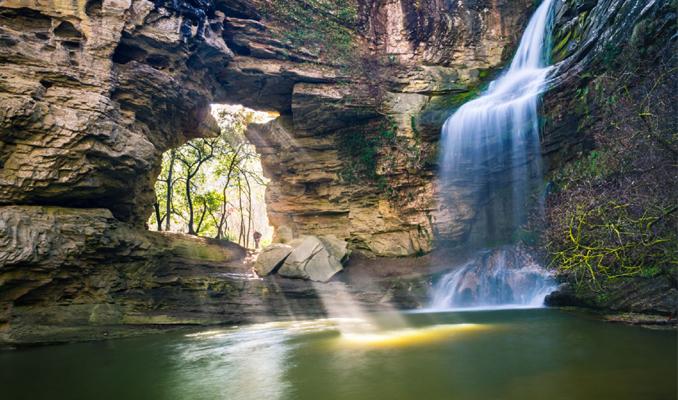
[430,247,557,310]
[432,0,557,309]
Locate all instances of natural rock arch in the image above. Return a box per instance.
[0,0,536,256]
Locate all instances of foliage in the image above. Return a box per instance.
[543,33,677,290]
[548,202,677,289]
[148,106,270,248]
[261,0,359,62]
[337,121,397,185]
[550,150,612,191]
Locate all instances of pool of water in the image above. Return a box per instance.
[1,309,675,400]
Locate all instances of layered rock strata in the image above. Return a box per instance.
[0,0,535,256]
[0,0,537,343]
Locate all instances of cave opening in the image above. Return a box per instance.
[147,104,277,250]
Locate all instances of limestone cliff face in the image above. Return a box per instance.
[247,0,535,255]
[540,0,677,316]
[542,0,675,169]
[0,0,534,257]
[0,0,670,343]
[0,0,535,343]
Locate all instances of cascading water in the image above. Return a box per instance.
[431,0,557,309]
[430,247,557,310]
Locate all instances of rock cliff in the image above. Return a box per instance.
[1,0,672,343]
[0,0,535,257]
[541,0,677,316]
[0,0,535,344]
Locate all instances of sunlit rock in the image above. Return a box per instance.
[254,244,293,276]
[278,235,347,282]
[318,235,349,263]
[274,225,294,244]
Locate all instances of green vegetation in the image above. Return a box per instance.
[550,9,591,63]
[149,106,269,248]
[261,0,359,62]
[543,30,677,291]
[548,202,676,289]
[337,121,396,185]
[417,69,496,130]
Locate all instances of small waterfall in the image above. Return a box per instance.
[430,247,557,310]
[433,0,556,309]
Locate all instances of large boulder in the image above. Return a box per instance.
[318,235,349,262]
[253,244,293,276]
[277,235,348,282]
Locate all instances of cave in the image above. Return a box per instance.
[0,0,675,384]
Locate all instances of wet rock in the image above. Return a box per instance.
[254,244,293,276]
[545,277,678,316]
[278,236,347,282]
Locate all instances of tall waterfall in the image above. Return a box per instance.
[432,0,557,309]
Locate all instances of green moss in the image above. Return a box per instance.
[551,10,591,62]
[548,202,677,289]
[337,122,397,185]
[261,0,359,62]
[552,30,572,58]
[417,67,500,131]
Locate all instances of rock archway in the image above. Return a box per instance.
[1,0,673,344]
[0,0,541,343]
[0,0,536,257]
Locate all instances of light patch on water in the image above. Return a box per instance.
[409,304,547,314]
[172,322,292,400]
[183,318,356,340]
[337,323,491,349]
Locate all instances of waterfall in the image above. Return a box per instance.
[432,0,557,309]
[430,247,557,310]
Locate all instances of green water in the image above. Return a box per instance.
[1,309,676,400]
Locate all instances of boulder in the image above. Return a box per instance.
[253,244,293,276]
[318,235,349,262]
[278,235,347,282]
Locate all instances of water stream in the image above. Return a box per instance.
[433,0,557,309]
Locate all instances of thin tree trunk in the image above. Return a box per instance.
[186,173,195,235]
[238,176,245,246]
[243,173,253,249]
[165,149,176,231]
[154,201,162,231]
[217,145,243,240]
[195,199,208,235]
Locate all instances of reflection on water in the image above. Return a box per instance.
[0,310,676,400]
[171,323,293,400]
[338,323,489,348]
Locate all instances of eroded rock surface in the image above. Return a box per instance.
[0,0,535,255]
[277,235,348,282]
[0,0,540,346]
[0,206,435,345]
[253,243,292,276]
[1,0,669,344]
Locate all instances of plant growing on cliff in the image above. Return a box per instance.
[547,202,677,288]
[543,30,677,290]
[261,0,359,63]
[337,121,397,185]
